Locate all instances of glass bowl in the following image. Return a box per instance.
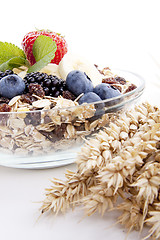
[0,69,145,169]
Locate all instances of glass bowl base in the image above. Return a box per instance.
[0,147,79,169]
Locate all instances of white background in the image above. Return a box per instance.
[1,0,160,72]
[0,1,160,240]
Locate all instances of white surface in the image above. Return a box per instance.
[0,1,160,239]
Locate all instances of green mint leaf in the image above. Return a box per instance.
[0,42,26,63]
[0,42,29,71]
[28,35,57,73]
[0,56,28,71]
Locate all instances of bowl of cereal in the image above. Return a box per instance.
[0,30,145,169]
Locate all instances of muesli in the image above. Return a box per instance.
[0,29,137,156]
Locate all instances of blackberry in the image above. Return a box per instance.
[0,70,15,80]
[23,72,66,97]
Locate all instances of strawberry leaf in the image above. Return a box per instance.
[0,42,29,71]
[27,35,57,73]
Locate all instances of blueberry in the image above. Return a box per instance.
[94,83,122,109]
[79,92,105,117]
[0,74,25,99]
[78,92,102,104]
[94,83,121,100]
[66,70,94,96]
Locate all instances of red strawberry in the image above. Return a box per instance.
[22,30,68,65]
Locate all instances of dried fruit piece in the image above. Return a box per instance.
[39,123,67,142]
[28,83,45,98]
[0,97,9,104]
[0,103,11,112]
[124,83,137,93]
[21,93,37,104]
[24,111,41,126]
[102,77,118,84]
[115,76,126,85]
[62,90,76,101]
[111,84,122,92]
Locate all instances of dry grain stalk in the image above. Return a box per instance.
[144,203,160,239]
[41,102,156,214]
[40,102,160,239]
[81,123,160,217]
[40,170,98,214]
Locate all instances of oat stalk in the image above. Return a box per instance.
[40,170,98,214]
[144,203,160,239]
[40,102,160,240]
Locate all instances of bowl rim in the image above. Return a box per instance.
[0,69,145,115]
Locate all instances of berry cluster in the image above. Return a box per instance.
[0,28,133,116]
[0,68,127,112]
[23,72,66,97]
[66,70,121,105]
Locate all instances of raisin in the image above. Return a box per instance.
[156,141,160,149]
[115,76,127,85]
[0,114,9,125]
[111,84,122,92]
[103,67,111,71]
[102,76,127,86]
[158,189,160,201]
[24,112,41,126]
[0,97,10,104]
[101,67,111,75]
[74,124,85,132]
[0,104,11,125]
[0,103,11,112]
[44,115,52,124]
[124,84,137,93]
[39,123,67,142]
[29,83,45,98]
[53,124,67,139]
[21,93,37,104]
[94,64,109,75]
[62,90,76,101]
[102,78,118,84]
